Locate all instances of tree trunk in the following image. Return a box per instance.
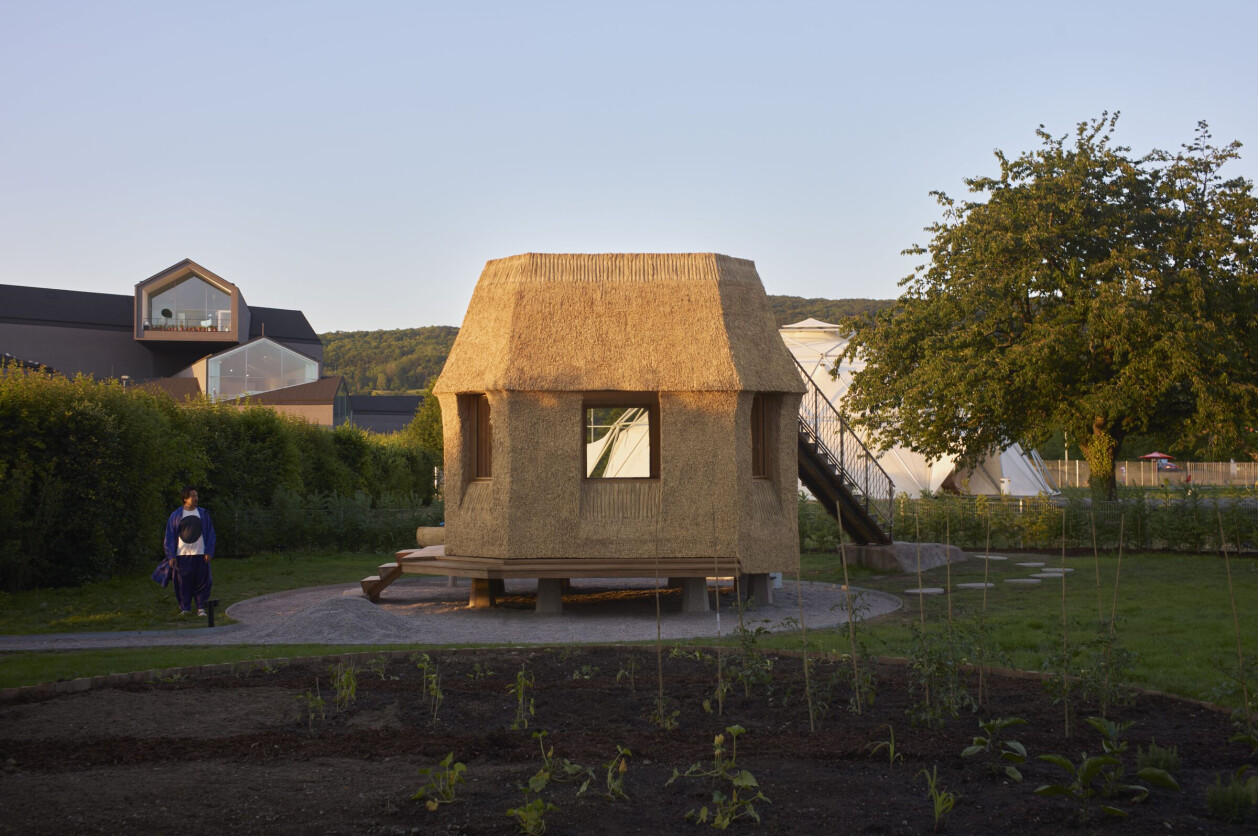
[1080,418,1119,501]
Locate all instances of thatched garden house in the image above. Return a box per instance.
[408,253,805,612]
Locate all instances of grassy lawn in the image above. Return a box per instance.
[772,549,1258,706]
[0,550,399,635]
[2,548,1256,707]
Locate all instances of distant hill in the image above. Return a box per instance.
[320,295,895,394]
[767,296,894,327]
[320,326,459,394]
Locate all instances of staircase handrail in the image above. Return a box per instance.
[793,356,895,538]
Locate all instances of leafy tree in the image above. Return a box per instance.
[403,387,443,459]
[843,114,1258,499]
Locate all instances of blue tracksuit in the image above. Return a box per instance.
[165,507,216,611]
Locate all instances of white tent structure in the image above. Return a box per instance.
[781,318,1058,497]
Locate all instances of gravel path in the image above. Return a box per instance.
[0,577,900,651]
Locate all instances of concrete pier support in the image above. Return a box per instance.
[536,578,564,614]
[468,578,506,608]
[681,577,710,613]
[745,573,774,606]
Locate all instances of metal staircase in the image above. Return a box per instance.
[795,357,894,544]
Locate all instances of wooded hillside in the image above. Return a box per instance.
[320,296,893,394]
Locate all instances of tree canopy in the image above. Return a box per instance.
[843,114,1258,498]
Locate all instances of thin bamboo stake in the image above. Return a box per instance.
[1109,515,1125,633]
[1060,506,1070,739]
[1091,511,1103,624]
[1100,514,1125,718]
[653,520,665,729]
[915,509,926,626]
[838,526,861,714]
[944,514,954,637]
[796,531,815,730]
[713,516,724,717]
[979,511,991,707]
[915,508,929,711]
[1220,510,1252,735]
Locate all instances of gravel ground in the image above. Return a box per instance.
[0,576,900,651]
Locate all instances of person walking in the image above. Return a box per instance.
[165,486,216,616]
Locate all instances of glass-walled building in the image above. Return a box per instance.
[205,338,319,400]
[146,275,233,332]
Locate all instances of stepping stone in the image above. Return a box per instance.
[1005,578,1042,586]
[1015,562,1045,568]
[956,582,995,590]
[904,587,945,595]
[981,555,1008,561]
[1031,573,1067,580]
[1040,567,1074,574]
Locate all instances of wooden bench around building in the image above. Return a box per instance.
[361,546,767,613]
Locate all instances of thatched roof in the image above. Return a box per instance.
[435,253,804,394]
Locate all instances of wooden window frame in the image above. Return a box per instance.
[466,393,492,480]
[582,392,660,480]
[751,393,768,479]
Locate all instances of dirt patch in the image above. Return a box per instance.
[0,647,1253,834]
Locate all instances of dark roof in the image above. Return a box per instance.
[1,351,59,373]
[0,283,319,344]
[248,306,320,344]
[0,284,133,330]
[140,377,203,401]
[348,395,422,415]
[223,376,345,405]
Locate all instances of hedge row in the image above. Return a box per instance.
[0,365,437,590]
[799,491,1258,554]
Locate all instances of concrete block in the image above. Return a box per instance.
[846,542,967,573]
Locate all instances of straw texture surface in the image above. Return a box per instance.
[435,254,802,574]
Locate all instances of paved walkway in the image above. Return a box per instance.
[0,576,901,651]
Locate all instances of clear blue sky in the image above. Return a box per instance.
[2,1,1255,332]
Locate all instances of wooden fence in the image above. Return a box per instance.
[1042,459,1258,489]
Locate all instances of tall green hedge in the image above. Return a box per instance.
[0,365,438,590]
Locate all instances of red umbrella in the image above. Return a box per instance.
[1138,451,1174,460]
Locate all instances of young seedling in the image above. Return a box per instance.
[531,731,594,796]
[1083,717,1180,796]
[1035,752,1125,821]
[467,662,495,680]
[919,765,956,832]
[1135,740,1180,775]
[616,656,639,699]
[509,664,536,730]
[961,717,1028,782]
[667,725,770,829]
[295,683,326,731]
[866,723,905,765]
[412,752,467,811]
[505,796,555,836]
[366,655,389,680]
[648,694,680,731]
[1205,766,1258,824]
[570,664,599,680]
[328,661,358,711]
[603,745,631,801]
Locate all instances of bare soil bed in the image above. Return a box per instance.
[0,646,1252,834]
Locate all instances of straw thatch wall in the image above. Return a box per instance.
[434,253,804,574]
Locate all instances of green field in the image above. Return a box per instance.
[2,549,1255,709]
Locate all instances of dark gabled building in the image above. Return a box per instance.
[0,259,414,430]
